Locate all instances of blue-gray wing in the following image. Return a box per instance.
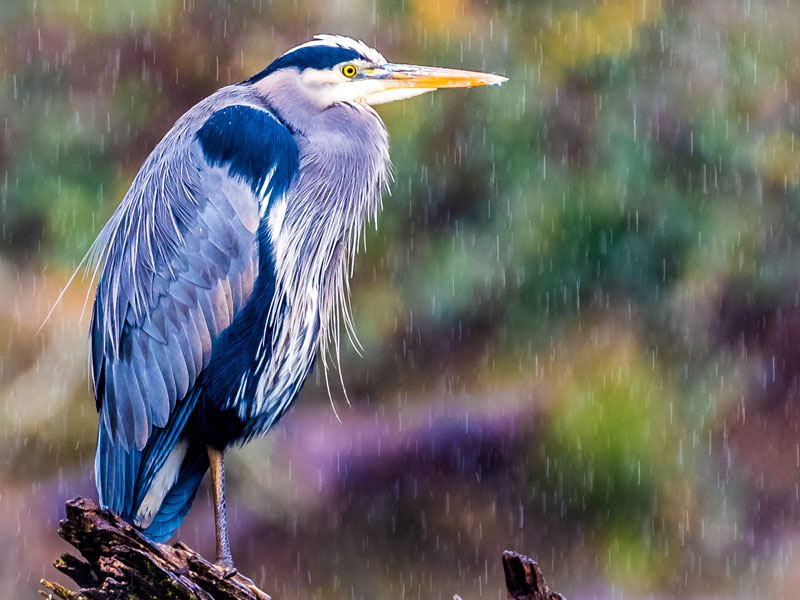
[92,103,299,520]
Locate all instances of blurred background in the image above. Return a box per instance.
[2,0,800,597]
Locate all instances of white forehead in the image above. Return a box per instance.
[285,34,387,65]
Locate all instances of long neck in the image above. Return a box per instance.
[259,101,390,395]
[252,70,321,135]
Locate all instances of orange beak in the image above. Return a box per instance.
[370,63,508,89]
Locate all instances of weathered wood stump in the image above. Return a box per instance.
[40,497,270,600]
[42,497,564,600]
[501,550,565,600]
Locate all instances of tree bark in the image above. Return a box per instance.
[40,497,270,600]
[501,550,566,600]
[42,497,564,600]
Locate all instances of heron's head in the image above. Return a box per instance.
[244,35,507,111]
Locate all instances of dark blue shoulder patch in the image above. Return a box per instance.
[196,105,299,197]
[242,45,365,84]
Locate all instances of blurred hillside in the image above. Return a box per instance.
[3,0,800,598]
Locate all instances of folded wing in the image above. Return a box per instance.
[92,102,299,528]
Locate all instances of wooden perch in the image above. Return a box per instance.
[40,497,271,600]
[501,550,566,600]
[42,497,563,600]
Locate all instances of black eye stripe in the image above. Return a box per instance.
[243,46,365,84]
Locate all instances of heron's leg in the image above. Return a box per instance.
[207,446,235,573]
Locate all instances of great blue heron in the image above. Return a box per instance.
[89,34,506,571]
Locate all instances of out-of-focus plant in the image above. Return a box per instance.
[542,334,680,590]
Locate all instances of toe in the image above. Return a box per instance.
[213,560,237,578]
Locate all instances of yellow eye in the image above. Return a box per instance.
[342,64,358,78]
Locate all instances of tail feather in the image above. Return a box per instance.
[143,447,208,542]
[95,388,206,541]
[95,419,140,515]
[133,388,200,510]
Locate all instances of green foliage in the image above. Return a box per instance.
[542,347,678,586]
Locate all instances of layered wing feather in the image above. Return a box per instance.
[92,100,299,523]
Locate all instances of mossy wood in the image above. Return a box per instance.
[40,497,564,600]
[40,497,270,600]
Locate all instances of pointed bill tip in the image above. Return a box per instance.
[485,73,509,87]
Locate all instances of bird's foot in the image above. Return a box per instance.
[212,555,270,598]
[212,558,237,579]
[222,569,271,599]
